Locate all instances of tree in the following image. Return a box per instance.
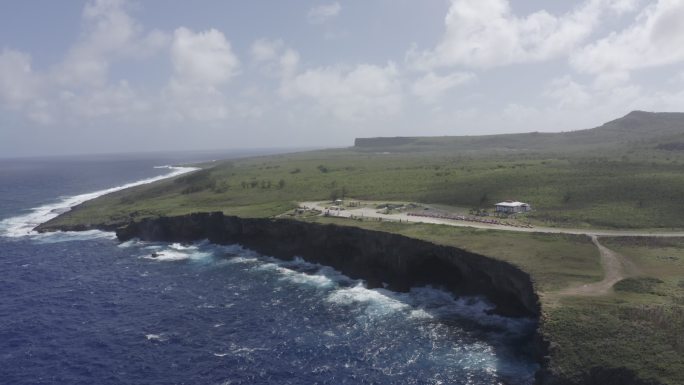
[278,179,286,189]
[330,189,339,202]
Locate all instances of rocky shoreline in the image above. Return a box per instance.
[37,212,664,385]
[115,212,540,317]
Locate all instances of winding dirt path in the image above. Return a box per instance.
[556,236,636,296]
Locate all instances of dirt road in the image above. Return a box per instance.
[299,201,674,297]
[555,236,637,296]
[299,201,684,238]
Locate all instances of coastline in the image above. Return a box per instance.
[0,165,198,238]
[35,211,668,385]
[21,165,669,385]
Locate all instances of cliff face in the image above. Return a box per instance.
[41,211,665,385]
[116,212,539,318]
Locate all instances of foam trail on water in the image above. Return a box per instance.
[327,284,410,318]
[0,166,199,238]
[32,229,118,244]
[142,241,214,262]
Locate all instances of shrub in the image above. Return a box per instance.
[613,277,664,294]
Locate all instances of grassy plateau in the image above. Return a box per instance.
[41,111,684,384]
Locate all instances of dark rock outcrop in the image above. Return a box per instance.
[114,213,667,385]
[116,212,539,317]
[43,211,665,385]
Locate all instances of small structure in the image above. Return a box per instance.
[495,200,531,214]
[334,199,344,205]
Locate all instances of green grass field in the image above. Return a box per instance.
[537,236,684,384]
[44,146,684,231]
[40,112,684,384]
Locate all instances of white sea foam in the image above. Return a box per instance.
[169,243,197,251]
[327,284,410,318]
[278,268,336,288]
[145,333,167,341]
[224,256,259,264]
[0,165,198,238]
[31,229,118,243]
[144,249,189,261]
[143,245,212,262]
[403,287,536,334]
[254,257,340,289]
[117,239,139,248]
[408,308,433,320]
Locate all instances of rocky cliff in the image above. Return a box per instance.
[40,212,665,385]
[116,212,540,318]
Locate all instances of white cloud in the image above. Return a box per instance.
[170,27,240,86]
[408,0,639,70]
[250,39,299,78]
[164,27,241,122]
[307,2,342,24]
[163,83,230,123]
[544,76,593,108]
[279,49,300,78]
[411,71,475,103]
[250,38,285,62]
[281,62,402,120]
[0,1,243,127]
[0,49,42,109]
[503,103,539,121]
[540,74,684,131]
[55,0,169,88]
[571,0,684,75]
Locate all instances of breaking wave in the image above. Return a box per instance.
[0,165,198,238]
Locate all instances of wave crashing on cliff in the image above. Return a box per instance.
[127,239,539,384]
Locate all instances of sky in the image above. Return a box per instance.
[1,0,684,157]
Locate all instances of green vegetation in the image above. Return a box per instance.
[304,217,602,292]
[543,297,684,384]
[306,217,684,384]
[613,277,664,294]
[41,111,684,384]
[542,236,684,384]
[44,112,684,231]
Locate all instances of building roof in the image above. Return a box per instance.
[495,201,529,207]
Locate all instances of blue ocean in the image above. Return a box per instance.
[0,153,539,385]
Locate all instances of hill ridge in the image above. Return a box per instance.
[354,111,684,153]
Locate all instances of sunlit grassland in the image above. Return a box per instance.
[39,113,684,384]
[45,147,684,231]
[542,237,684,384]
[303,216,603,292]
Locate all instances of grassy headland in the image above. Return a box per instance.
[40,111,684,384]
[45,111,684,231]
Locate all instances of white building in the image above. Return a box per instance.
[495,201,531,214]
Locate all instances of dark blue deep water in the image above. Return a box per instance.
[0,154,539,384]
